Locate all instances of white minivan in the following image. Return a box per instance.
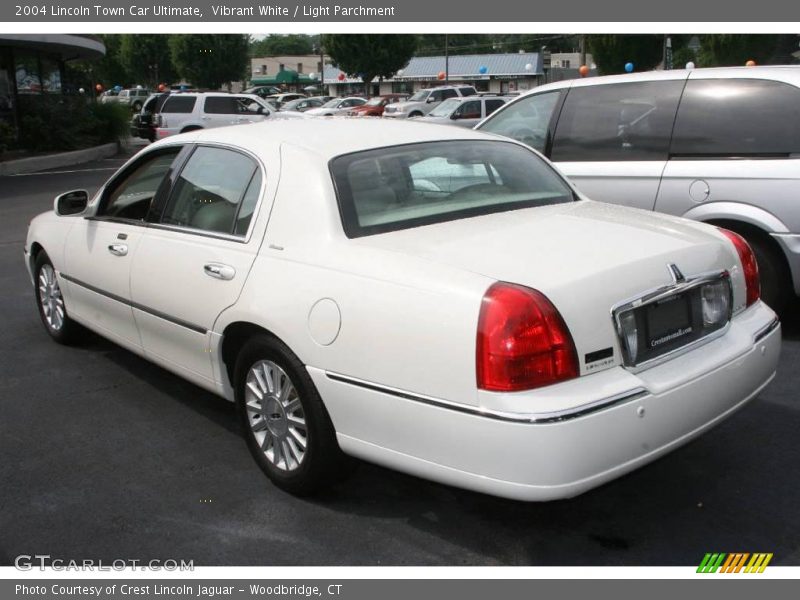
[477,66,800,312]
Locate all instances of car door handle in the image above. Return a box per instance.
[203,263,235,280]
[107,244,128,256]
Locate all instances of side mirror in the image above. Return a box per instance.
[54,190,89,216]
[451,112,461,120]
[426,96,437,104]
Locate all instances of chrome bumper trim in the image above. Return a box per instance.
[754,317,781,343]
[325,372,649,424]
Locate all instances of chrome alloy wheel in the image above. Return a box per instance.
[38,264,65,331]
[245,360,308,471]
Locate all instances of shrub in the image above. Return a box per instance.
[16,95,130,153]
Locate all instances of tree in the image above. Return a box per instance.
[250,34,314,56]
[587,35,664,75]
[170,34,250,90]
[698,34,800,67]
[119,34,175,87]
[322,34,417,95]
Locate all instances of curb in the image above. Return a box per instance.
[0,142,120,177]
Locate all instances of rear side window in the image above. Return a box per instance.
[331,140,575,238]
[204,96,240,114]
[551,80,684,162]
[671,78,800,156]
[161,146,260,236]
[161,96,197,113]
[460,88,477,97]
[485,99,506,115]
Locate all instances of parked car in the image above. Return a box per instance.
[263,93,307,109]
[25,119,780,501]
[129,92,172,142]
[305,97,367,116]
[347,94,409,117]
[153,92,304,139]
[477,66,800,313]
[98,89,119,104]
[422,95,510,128]
[242,86,282,98]
[116,88,151,112]
[383,85,477,119]
[279,97,326,113]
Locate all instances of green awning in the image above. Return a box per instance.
[250,69,319,86]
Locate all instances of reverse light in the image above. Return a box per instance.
[476,282,579,392]
[718,228,760,307]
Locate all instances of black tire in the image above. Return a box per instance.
[749,236,791,315]
[33,251,81,345]
[234,334,352,495]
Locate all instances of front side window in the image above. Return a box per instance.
[671,78,800,156]
[408,90,430,102]
[551,80,684,161]
[331,140,575,238]
[456,101,482,119]
[428,98,461,117]
[160,146,261,236]
[100,148,182,221]
[478,91,562,153]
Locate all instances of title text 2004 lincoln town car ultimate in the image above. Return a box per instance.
[24,120,780,501]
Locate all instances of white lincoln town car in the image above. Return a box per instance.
[24,120,781,501]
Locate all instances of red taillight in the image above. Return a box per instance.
[718,228,760,307]
[476,282,579,392]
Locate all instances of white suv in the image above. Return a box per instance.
[154,92,304,140]
[478,66,800,312]
[383,85,477,119]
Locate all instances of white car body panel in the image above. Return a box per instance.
[25,119,781,501]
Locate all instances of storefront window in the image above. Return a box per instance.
[41,56,62,93]
[0,48,14,122]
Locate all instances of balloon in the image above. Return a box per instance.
[95,83,103,92]
[746,59,756,67]
[685,61,695,70]
[158,83,166,92]
[114,85,122,92]
[478,66,488,75]
[136,84,143,89]
[437,71,446,80]
[624,62,634,73]
[179,85,187,91]
[78,87,85,94]
[337,72,345,81]
[397,69,404,76]
[524,63,533,71]
[579,65,590,77]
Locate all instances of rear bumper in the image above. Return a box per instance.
[310,301,781,501]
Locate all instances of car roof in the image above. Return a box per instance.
[151,117,510,160]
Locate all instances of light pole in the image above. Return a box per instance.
[445,34,449,82]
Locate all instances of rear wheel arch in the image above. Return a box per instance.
[180,125,203,133]
[220,322,298,388]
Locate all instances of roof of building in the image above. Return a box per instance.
[323,52,543,83]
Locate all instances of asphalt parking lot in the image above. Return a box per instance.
[1,147,798,567]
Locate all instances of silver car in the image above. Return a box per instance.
[423,95,510,128]
[477,66,800,312]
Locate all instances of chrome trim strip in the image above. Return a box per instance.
[59,273,207,335]
[610,269,733,373]
[325,372,649,424]
[754,317,781,343]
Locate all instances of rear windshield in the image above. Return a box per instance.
[331,140,575,238]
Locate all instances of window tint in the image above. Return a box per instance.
[101,149,181,221]
[331,140,575,238]
[551,80,683,161]
[161,96,196,113]
[460,88,477,97]
[485,99,506,115]
[478,91,561,153]
[204,96,240,114]
[441,89,458,100]
[161,147,259,235]
[671,78,800,156]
